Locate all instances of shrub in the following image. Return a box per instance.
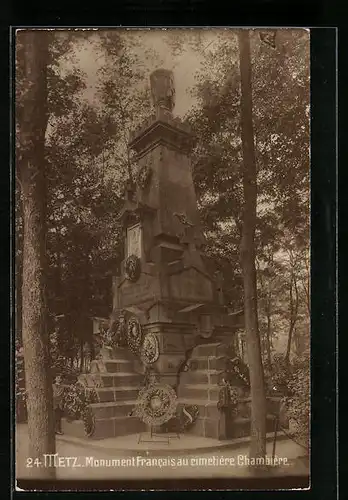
[284,350,310,451]
[264,350,310,453]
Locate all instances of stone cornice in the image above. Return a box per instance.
[129,114,193,155]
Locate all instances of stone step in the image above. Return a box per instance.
[186,414,277,440]
[177,384,221,401]
[191,343,228,358]
[61,414,280,441]
[177,399,222,420]
[92,415,146,440]
[99,346,135,361]
[185,356,227,371]
[94,386,140,403]
[178,397,287,423]
[103,359,135,373]
[185,415,224,440]
[225,415,277,439]
[90,400,136,419]
[180,369,224,385]
[61,415,146,440]
[229,396,285,421]
[177,398,250,420]
[97,372,143,388]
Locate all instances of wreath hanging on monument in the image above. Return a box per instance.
[133,383,178,426]
[137,163,152,190]
[127,316,143,354]
[140,333,160,365]
[124,254,141,282]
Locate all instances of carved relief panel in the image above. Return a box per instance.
[126,223,142,259]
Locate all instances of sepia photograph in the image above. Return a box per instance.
[14,27,310,489]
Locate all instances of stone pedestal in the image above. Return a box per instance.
[142,322,192,386]
[176,342,228,439]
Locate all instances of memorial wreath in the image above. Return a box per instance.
[124,254,141,282]
[137,164,152,190]
[140,333,160,364]
[127,316,143,354]
[133,383,177,426]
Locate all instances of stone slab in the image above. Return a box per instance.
[19,422,289,457]
[94,387,139,402]
[159,333,186,353]
[169,267,213,302]
[90,401,135,419]
[178,385,221,402]
[119,273,159,307]
[92,416,145,439]
[180,369,224,385]
[153,353,186,374]
[192,343,228,357]
[188,356,227,371]
[104,360,134,373]
[225,415,277,439]
[98,373,142,388]
[177,400,222,420]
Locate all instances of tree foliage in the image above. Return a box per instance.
[16,30,160,365]
[187,29,310,449]
[187,29,309,358]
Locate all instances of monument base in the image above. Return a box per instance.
[74,347,145,439]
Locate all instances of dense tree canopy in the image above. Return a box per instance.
[185,29,309,360]
[16,31,157,359]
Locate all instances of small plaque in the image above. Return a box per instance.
[126,223,142,258]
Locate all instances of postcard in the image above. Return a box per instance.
[14,27,310,490]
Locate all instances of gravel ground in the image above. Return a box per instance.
[16,424,309,481]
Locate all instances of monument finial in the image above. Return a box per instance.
[150,68,175,112]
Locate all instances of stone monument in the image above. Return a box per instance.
[61,69,284,441]
[109,68,246,439]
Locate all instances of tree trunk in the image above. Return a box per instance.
[18,30,56,478]
[257,260,273,372]
[265,294,273,371]
[238,29,267,460]
[80,338,84,373]
[301,263,310,316]
[285,273,299,364]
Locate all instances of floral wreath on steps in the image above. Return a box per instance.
[133,383,178,426]
[127,316,143,354]
[124,254,141,282]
